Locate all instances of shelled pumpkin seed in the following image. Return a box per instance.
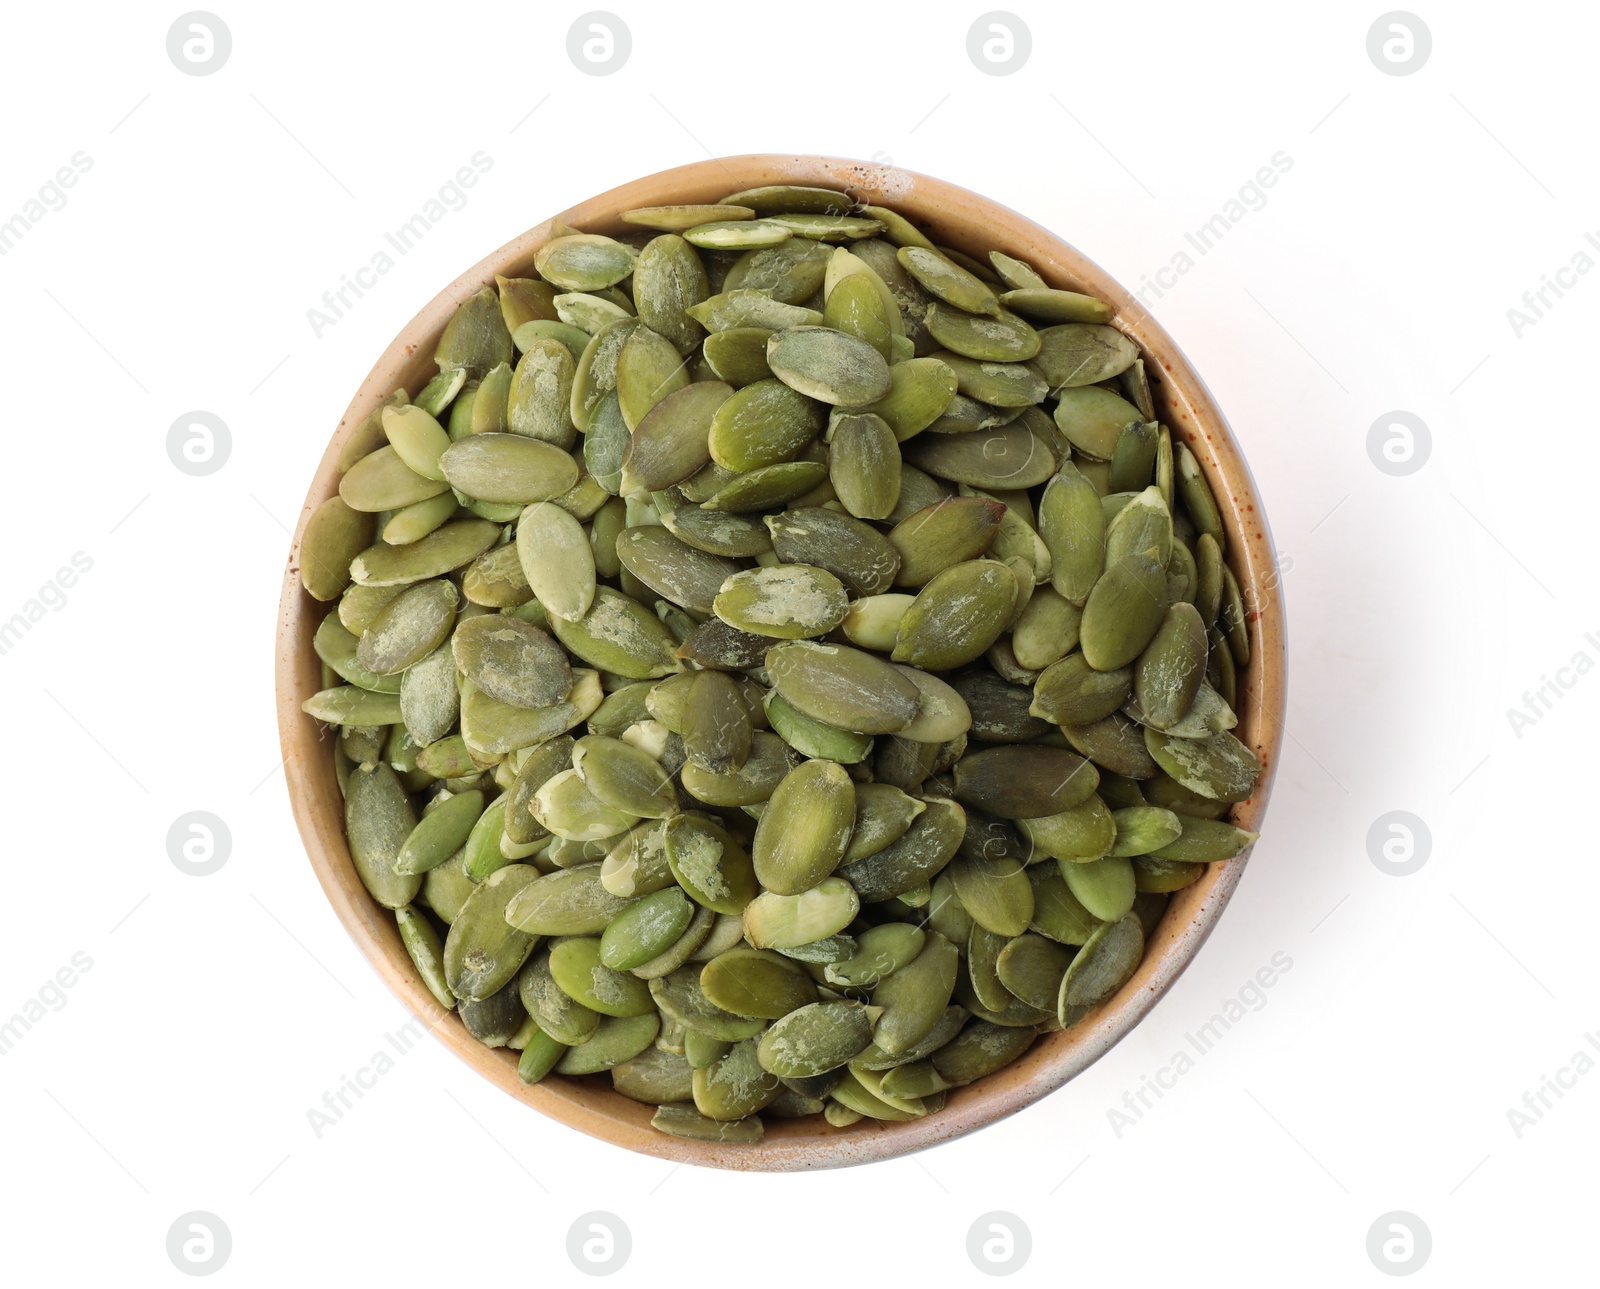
[300,181,1267,1143]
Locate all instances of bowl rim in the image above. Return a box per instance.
[274,153,1286,1172]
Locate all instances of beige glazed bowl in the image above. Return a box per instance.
[274,155,1286,1171]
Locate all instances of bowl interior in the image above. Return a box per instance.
[275,155,1285,1171]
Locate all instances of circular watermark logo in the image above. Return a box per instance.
[1367,811,1431,877]
[966,12,1031,76]
[167,12,232,76]
[167,812,232,877]
[1366,410,1431,476]
[1367,1210,1431,1275]
[966,1211,1031,1275]
[166,1211,231,1276]
[567,12,631,75]
[567,1211,631,1276]
[1367,12,1431,76]
[167,411,231,476]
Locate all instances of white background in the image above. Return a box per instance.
[1,1,1593,1283]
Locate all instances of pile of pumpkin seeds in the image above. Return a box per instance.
[298,182,1264,1143]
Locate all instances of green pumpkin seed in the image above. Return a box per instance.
[1144,728,1261,802]
[1175,441,1225,554]
[623,204,758,231]
[615,525,741,615]
[661,503,771,558]
[1038,464,1106,604]
[344,763,422,908]
[896,246,1000,317]
[1031,652,1131,727]
[1052,386,1144,461]
[1060,712,1159,778]
[505,863,635,935]
[461,544,532,609]
[765,640,920,734]
[1058,912,1143,1024]
[571,317,641,432]
[1019,794,1117,862]
[691,1038,783,1121]
[458,979,527,1047]
[505,339,577,447]
[925,304,1040,362]
[931,351,1048,408]
[516,501,595,623]
[761,692,873,764]
[1132,855,1207,892]
[835,797,965,902]
[686,289,823,333]
[714,564,848,640]
[548,586,682,680]
[598,885,694,971]
[572,734,678,819]
[891,559,1015,670]
[1078,553,1168,671]
[1107,806,1184,857]
[705,378,826,473]
[927,1018,1035,1088]
[611,1043,697,1103]
[840,593,914,651]
[356,580,458,676]
[743,877,860,951]
[350,520,499,587]
[823,411,899,520]
[380,404,451,482]
[1133,602,1208,730]
[443,862,542,1000]
[556,1012,660,1074]
[764,326,892,406]
[765,507,901,597]
[1062,855,1137,921]
[864,357,959,441]
[549,937,656,1017]
[1028,863,1100,944]
[701,459,828,512]
[685,219,792,249]
[651,1102,763,1143]
[723,237,833,303]
[614,325,691,433]
[823,273,895,360]
[451,614,570,709]
[680,730,797,808]
[534,233,637,290]
[381,493,457,546]
[995,933,1072,1010]
[435,286,514,377]
[700,948,817,1020]
[721,185,853,215]
[395,905,455,1010]
[301,498,374,601]
[1149,815,1258,862]
[871,931,960,1055]
[1031,324,1139,390]
[649,966,765,1040]
[315,613,402,694]
[395,790,485,875]
[1011,587,1082,672]
[1109,419,1159,493]
[752,759,855,895]
[702,327,774,387]
[632,234,707,354]
[946,855,1034,936]
[756,1002,874,1079]
[903,423,1056,492]
[1000,288,1112,324]
[951,744,1098,820]
[663,813,758,914]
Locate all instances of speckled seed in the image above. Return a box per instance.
[714,564,848,640]
[516,502,595,623]
[1031,324,1140,390]
[632,234,708,354]
[437,290,514,375]
[451,614,571,709]
[357,579,458,675]
[764,640,921,735]
[300,498,374,601]
[756,1002,874,1078]
[765,508,902,598]
[505,339,578,447]
[1105,485,1174,569]
[504,863,635,935]
[1133,602,1208,730]
[692,1038,783,1120]
[548,937,656,1017]
[766,326,892,406]
[344,764,422,909]
[664,813,759,914]
[891,559,1016,671]
[835,797,966,902]
[350,520,499,587]
[707,377,826,472]
[615,525,742,615]
[752,760,856,895]
[1058,913,1144,1026]
[572,734,679,819]
[548,586,682,680]
[534,233,638,291]
[443,863,542,1001]
[743,877,860,950]
[679,729,796,807]
[1018,794,1118,863]
[1079,553,1169,671]
[613,380,730,494]
[615,325,691,431]
[649,966,766,1041]
[1144,728,1262,802]
[871,932,960,1055]
[896,246,1001,317]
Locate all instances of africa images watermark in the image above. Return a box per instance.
[1505,229,1600,338]
[0,551,94,658]
[0,951,94,1057]
[306,151,494,338]
[1505,1029,1600,1139]
[305,1016,425,1137]
[1107,951,1294,1138]
[1133,152,1294,308]
[0,151,93,257]
[1504,629,1600,738]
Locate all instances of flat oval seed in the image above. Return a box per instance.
[702,460,828,512]
[903,422,1057,491]
[1133,855,1207,892]
[835,797,966,902]
[616,526,742,615]
[681,670,753,773]
[767,326,892,406]
[599,820,676,898]
[743,877,860,950]
[896,246,1000,317]
[679,730,797,807]
[600,886,695,970]
[891,559,1015,671]
[720,185,854,215]
[350,520,499,587]
[357,579,460,676]
[700,948,818,1020]
[651,1103,763,1143]
[623,204,758,231]
[1133,602,1208,730]
[664,813,759,914]
[1031,652,1132,727]
[888,497,1006,588]
[1105,485,1174,569]
[1031,324,1140,390]
[438,433,579,504]
[458,980,528,1047]
[344,764,422,908]
[556,1012,661,1074]
[947,742,1100,825]
[829,412,901,520]
[757,1002,874,1078]
[1079,553,1169,671]
[1052,386,1145,460]
[532,768,638,842]
[1038,465,1107,604]
[766,507,902,597]
[752,760,856,895]
[947,855,1035,936]
[548,937,656,1017]
[572,734,678,818]
[894,667,972,743]
[632,233,708,354]
[932,352,1049,408]
[381,404,451,481]
[995,933,1073,1010]
[506,339,578,447]
[865,357,959,440]
[451,614,571,709]
[649,966,766,1040]
[519,953,602,1045]
[504,863,635,935]
[707,377,826,472]
[303,686,403,726]
[549,586,682,680]
[765,640,921,735]
[395,790,485,875]
[692,1038,783,1120]
[926,303,1040,361]
[516,501,596,623]
[340,444,452,513]
[1058,913,1144,1023]
[872,932,960,1055]
[1028,864,1101,944]
[1143,729,1262,802]
[1018,795,1117,862]
[1000,287,1113,324]
[443,863,542,1000]
[620,380,732,495]
[1109,806,1185,857]
[761,692,873,764]
[1149,815,1258,863]
[534,233,637,291]
[714,564,848,640]
[300,498,373,601]
[610,1045,695,1103]
[1061,855,1136,922]
[684,219,792,249]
